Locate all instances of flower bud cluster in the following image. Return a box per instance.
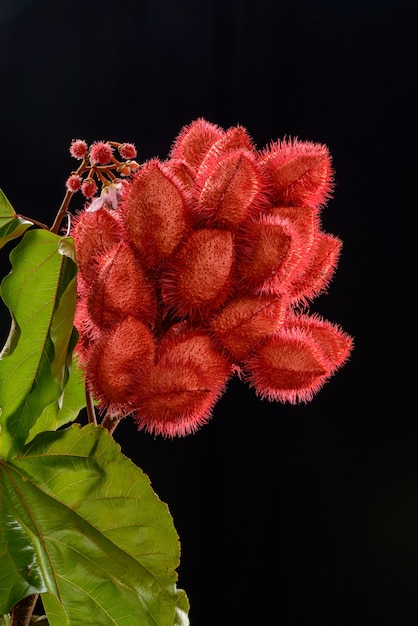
[66,139,139,198]
[71,118,353,437]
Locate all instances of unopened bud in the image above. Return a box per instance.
[119,143,137,159]
[81,178,98,198]
[89,141,113,166]
[70,139,88,159]
[65,174,82,192]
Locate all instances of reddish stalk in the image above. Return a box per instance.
[10,594,39,626]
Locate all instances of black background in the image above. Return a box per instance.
[0,1,416,624]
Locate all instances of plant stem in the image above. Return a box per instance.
[85,386,97,426]
[101,413,122,435]
[49,156,89,234]
[49,188,74,235]
[10,594,38,626]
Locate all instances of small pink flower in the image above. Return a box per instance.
[89,141,113,165]
[65,174,82,192]
[86,183,125,213]
[70,139,88,159]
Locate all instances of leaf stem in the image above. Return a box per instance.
[17,215,49,230]
[10,594,38,626]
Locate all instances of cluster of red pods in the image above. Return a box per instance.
[71,118,353,437]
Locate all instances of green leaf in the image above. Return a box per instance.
[0,424,189,625]
[0,188,32,249]
[26,356,86,444]
[0,230,78,459]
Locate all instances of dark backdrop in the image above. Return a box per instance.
[0,1,416,624]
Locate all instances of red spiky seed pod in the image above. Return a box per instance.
[87,316,155,407]
[68,119,353,435]
[289,231,342,303]
[195,149,267,229]
[71,207,124,284]
[196,125,255,183]
[235,214,305,295]
[165,158,196,191]
[132,324,233,437]
[87,242,156,330]
[260,138,334,209]
[209,294,288,360]
[169,117,224,171]
[161,228,234,318]
[122,159,191,267]
[73,289,102,368]
[156,323,233,388]
[243,327,333,404]
[132,360,224,437]
[284,312,353,371]
[268,205,318,258]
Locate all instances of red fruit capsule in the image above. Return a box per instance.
[161,228,234,318]
[284,312,353,371]
[87,242,156,330]
[260,138,334,209]
[71,207,124,284]
[157,323,232,388]
[87,316,155,407]
[196,125,255,186]
[243,327,332,404]
[235,214,304,295]
[209,295,287,361]
[196,149,266,229]
[133,360,223,437]
[169,118,224,170]
[289,231,342,303]
[122,159,191,267]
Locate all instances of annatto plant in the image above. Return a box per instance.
[0,119,353,624]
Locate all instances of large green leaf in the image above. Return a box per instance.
[26,355,86,444]
[0,230,78,459]
[0,424,189,625]
[0,188,32,249]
